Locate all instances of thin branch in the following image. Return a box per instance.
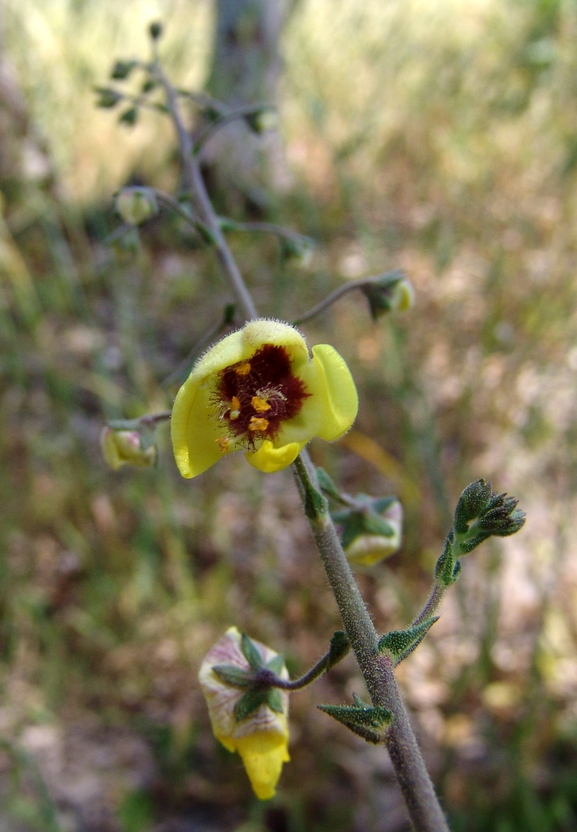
[193,104,276,155]
[293,277,375,325]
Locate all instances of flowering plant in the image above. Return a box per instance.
[98,29,525,830]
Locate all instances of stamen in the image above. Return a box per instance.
[251,395,271,413]
[249,417,269,432]
[216,436,230,453]
[229,395,241,420]
[235,362,252,376]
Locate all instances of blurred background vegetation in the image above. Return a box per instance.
[2,0,577,830]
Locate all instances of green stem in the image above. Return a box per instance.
[293,278,376,325]
[292,458,450,832]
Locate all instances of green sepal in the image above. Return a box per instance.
[234,688,270,722]
[266,654,286,676]
[371,496,398,514]
[318,694,393,744]
[234,686,284,723]
[119,106,139,127]
[378,618,439,664]
[316,467,343,502]
[338,513,366,549]
[212,664,255,688]
[240,633,264,671]
[138,424,157,452]
[334,507,395,550]
[361,270,404,320]
[266,688,284,714]
[94,87,123,108]
[326,631,350,671]
[362,512,395,537]
[111,60,138,80]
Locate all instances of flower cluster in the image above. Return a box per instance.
[171,319,358,477]
[199,627,290,800]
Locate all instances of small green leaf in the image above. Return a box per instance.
[316,467,343,502]
[141,78,157,94]
[318,697,393,744]
[378,618,439,663]
[212,664,254,688]
[240,633,264,671]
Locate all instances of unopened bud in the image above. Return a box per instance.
[100,427,157,470]
[244,108,278,135]
[199,627,290,800]
[344,499,403,567]
[115,187,158,226]
[363,271,414,319]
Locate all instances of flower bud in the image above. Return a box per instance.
[115,187,158,226]
[100,427,157,470]
[362,271,414,319]
[199,627,290,800]
[344,499,403,566]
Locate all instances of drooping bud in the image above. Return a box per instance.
[335,497,403,567]
[362,271,415,320]
[115,187,158,226]
[198,627,290,801]
[100,427,157,470]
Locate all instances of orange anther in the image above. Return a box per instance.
[235,362,251,376]
[251,395,271,413]
[215,436,230,453]
[249,417,269,432]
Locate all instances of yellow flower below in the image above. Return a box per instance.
[171,319,358,478]
[199,626,290,800]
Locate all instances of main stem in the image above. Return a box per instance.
[160,75,449,832]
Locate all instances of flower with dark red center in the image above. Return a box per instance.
[171,319,358,477]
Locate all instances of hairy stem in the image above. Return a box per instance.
[159,62,449,832]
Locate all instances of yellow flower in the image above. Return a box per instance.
[199,627,290,800]
[100,427,157,470]
[171,319,358,478]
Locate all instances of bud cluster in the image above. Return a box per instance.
[436,479,526,587]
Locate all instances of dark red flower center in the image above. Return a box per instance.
[215,344,309,449]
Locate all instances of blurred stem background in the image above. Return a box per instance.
[1,0,577,831]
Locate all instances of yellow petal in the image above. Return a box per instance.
[245,439,305,473]
[270,345,354,448]
[171,379,228,477]
[235,730,290,800]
